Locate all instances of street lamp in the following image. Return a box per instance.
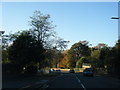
[111,17,119,19]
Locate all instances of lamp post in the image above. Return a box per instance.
[111,17,119,19]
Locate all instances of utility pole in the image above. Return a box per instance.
[111,16,120,40]
[118,1,120,40]
[111,1,120,40]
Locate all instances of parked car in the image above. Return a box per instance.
[83,68,94,76]
[55,69,61,74]
[49,69,55,73]
[60,67,64,69]
[69,69,75,73]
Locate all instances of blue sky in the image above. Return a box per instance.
[1,2,118,49]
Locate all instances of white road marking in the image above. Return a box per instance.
[81,83,86,90]
[75,74,86,90]
[75,75,81,83]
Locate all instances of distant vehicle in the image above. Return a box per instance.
[60,67,64,69]
[83,68,94,76]
[51,69,55,72]
[69,69,75,73]
[55,69,61,74]
[49,69,55,73]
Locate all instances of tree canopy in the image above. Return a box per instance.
[3,10,69,73]
[29,10,56,49]
[8,31,45,72]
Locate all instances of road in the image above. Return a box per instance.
[46,73,120,89]
[2,70,120,89]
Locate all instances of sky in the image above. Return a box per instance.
[1,2,119,49]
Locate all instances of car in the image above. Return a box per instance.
[51,69,55,72]
[69,69,75,73]
[60,67,64,69]
[83,68,94,76]
[49,69,55,73]
[55,69,61,74]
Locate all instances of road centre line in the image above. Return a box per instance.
[75,74,86,90]
[75,75,81,83]
[81,83,86,90]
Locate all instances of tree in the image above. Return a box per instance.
[44,49,55,67]
[2,49,10,63]
[115,39,120,49]
[70,40,90,60]
[59,50,69,68]
[76,57,89,68]
[105,40,120,75]
[90,49,100,68]
[5,11,69,71]
[80,57,89,63]
[68,59,76,69]
[29,11,69,68]
[59,56,69,68]
[8,31,45,73]
[99,46,110,68]
[2,34,12,64]
[66,40,91,68]
[54,37,69,51]
[2,35,9,50]
[29,10,56,48]
[76,59,82,68]
[44,48,58,68]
